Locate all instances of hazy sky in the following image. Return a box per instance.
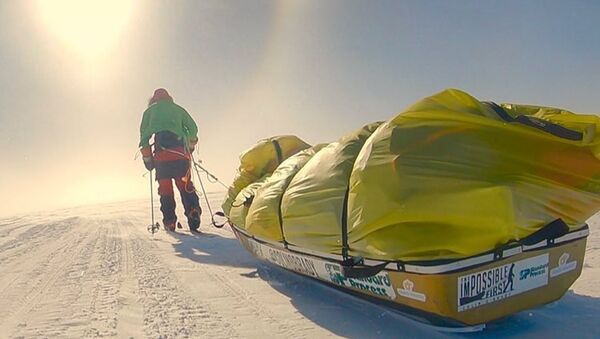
[1,0,599,217]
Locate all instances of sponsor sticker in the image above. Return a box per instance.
[397,279,427,302]
[244,239,322,278]
[457,254,549,312]
[243,237,397,300]
[324,263,397,300]
[550,253,577,278]
[264,246,320,278]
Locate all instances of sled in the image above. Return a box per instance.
[222,89,600,329]
[230,221,588,328]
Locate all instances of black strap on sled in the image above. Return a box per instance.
[272,140,289,247]
[519,218,570,246]
[483,101,582,141]
[342,219,570,278]
[272,140,284,165]
[341,189,350,259]
[341,258,389,279]
[277,195,288,247]
[514,115,582,141]
[493,218,571,260]
[338,188,389,278]
[484,101,514,122]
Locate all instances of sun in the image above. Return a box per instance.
[36,0,136,59]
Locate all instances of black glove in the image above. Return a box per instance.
[143,156,154,171]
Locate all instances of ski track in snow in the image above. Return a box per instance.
[0,193,598,338]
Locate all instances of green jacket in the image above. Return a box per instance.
[139,100,198,148]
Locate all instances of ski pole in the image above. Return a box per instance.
[150,170,155,225]
[190,154,226,228]
[147,170,160,234]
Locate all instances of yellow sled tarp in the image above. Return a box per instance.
[228,176,269,228]
[222,135,310,215]
[281,122,382,253]
[225,89,600,262]
[245,145,326,241]
[348,89,600,261]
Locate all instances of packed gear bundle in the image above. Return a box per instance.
[221,89,600,328]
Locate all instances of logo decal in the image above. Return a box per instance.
[397,279,427,302]
[550,252,577,278]
[324,264,396,300]
[457,254,549,312]
[266,247,319,278]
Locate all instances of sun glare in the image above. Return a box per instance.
[36,0,135,59]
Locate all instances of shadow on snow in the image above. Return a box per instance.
[169,231,600,338]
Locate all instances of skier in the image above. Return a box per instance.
[139,88,202,232]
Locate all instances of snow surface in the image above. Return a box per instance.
[0,191,598,338]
